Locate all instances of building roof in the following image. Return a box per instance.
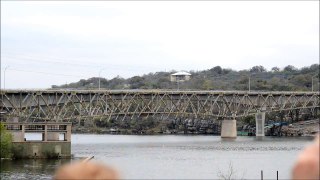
[171,71,191,76]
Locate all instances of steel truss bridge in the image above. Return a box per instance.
[0,90,319,122]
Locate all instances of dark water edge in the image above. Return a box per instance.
[0,159,71,180]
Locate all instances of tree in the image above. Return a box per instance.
[0,123,13,158]
[242,115,255,125]
[210,66,223,75]
[284,65,297,72]
[157,77,171,89]
[222,68,232,74]
[202,80,214,90]
[250,65,266,73]
[128,76,146,89]
[309,64,320,72]
[217,162,245,180]
[271,67,280,72]
[291,74,310,90]
[108,76,125,89]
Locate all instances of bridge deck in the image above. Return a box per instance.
[2,89,319,94]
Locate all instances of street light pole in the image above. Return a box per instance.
[98,68,106,90]
[248,75,251,92]
[312,74,318,92]
[4,66,10,90]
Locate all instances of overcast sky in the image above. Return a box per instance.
[1,1,319,89]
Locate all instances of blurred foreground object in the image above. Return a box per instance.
[292,135,319,180]
[54,161,119,180]
[82,155,95,163]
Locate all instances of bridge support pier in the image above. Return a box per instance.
[221,120,237,138]
[255,111,265,137]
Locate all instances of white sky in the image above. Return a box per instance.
[1,1,319,89]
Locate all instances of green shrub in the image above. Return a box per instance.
[11,144,24,159]
[0,123,13,158]
[44,150,60,159]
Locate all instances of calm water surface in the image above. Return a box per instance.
[0,134,314,179]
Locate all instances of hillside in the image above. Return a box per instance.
[52,64,319,91]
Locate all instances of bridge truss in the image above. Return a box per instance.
[1,90,319,122]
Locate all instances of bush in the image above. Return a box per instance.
[12,144,24,159]
[241,115,255,125]
[0,123,13,158]
[44,150,60,159]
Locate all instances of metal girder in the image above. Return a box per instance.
[1,90,319,122]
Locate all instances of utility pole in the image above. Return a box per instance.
[4,66,10,90]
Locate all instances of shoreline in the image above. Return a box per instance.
[70,132,317,139]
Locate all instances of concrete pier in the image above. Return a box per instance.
[221,120,237,138]
[255,111,266,137]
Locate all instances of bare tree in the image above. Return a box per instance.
[217,162,246,180]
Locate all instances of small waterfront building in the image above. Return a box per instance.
[3,122,72,159]
[170,71,191,82]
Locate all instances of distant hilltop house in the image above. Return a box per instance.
[170,71,191,82]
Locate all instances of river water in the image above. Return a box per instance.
[0,134,314,179]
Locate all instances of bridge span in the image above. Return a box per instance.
[1,90,319,138]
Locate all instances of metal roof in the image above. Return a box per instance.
[171,71,191,76]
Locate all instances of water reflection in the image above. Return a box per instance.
[1,159,71,180]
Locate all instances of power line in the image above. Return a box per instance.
[7,68,84,78]
[3,55,100,69]
[2,53,157,71]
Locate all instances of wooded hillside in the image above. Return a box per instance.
[52,64,319,91]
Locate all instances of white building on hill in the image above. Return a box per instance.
[170,71,191,82]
